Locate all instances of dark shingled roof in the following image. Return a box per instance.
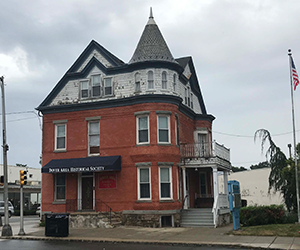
[129,13,176,64]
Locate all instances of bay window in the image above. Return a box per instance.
[159,167,172,199]
[138,167,151,200]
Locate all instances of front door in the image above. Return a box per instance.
[82,176,93,210]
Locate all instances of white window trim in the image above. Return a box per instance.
[88,120,100,156]
[55,123,66,151]
[157,115,171,144]
[80,79,90,99]
[159,166,173,200]
[147,70,155,90]
[91,74,101,98]
[162,71,167,90]
[103,77,113,97]
[136,115,150,145]
[54,173,66,201]
[137,167,151,201]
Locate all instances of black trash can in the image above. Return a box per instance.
[45,213,69,237]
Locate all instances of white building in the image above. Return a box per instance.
[0,165,41,209]
[219,168,283,206]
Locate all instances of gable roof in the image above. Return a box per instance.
[176,56,207,115]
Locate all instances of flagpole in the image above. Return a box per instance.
[288,49,300,223]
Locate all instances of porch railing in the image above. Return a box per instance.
[180,141,230,162]
[66,199,112,223]
[212,193,229,227]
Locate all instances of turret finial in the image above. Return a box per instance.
[150,7,153,19]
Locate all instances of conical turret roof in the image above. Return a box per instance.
[129,8,176,64]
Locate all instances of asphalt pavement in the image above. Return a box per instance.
[1,216,300,250]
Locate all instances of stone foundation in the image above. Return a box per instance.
[121,210,181,227]
[217,213,230,227]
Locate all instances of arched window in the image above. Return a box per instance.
[162,71,167,89]
[148,71,154,89]
[135,73,141,92]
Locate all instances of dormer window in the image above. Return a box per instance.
[147,71,154,89]
[104,78,112,96]
[91,75,101,97]
[162,71,167,89]
[81,80,89,99]
[135,73,141,92]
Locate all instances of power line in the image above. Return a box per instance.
[213,129,300,138]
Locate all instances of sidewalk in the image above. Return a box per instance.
[1,221,300,250]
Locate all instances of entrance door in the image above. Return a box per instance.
[82,176,93,210]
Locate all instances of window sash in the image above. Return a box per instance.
[89,121,100,155]
[81,81,89,98]
[148,71,154,89]
[158,116,169,143]
[162,72,167,89]
[135,73,141,92]
[160,168,172,199]
[137,116,149,144]
[104,78,112,96]
[56,124,66,150]
[139,168,150,199]
[55,173,66,200]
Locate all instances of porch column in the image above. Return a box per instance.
[223,171,229,195]
[212,167,219,199]
[182,167,188,209]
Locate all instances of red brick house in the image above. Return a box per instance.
[37,10,231,227]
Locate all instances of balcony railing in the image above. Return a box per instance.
[180,141,230,162]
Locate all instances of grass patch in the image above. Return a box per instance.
[230,224,300,237]
[39,221,45,227]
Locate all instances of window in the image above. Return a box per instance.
[160,167,172,199]
[162,71,167,89]
[158,115,170,143]
[137,116,149,144]
[91,74,101,97]
[104,78,112,96]
[55,124,66,150]
[173,74,176,92]
[191,93,193,109]
[184,88,187,104]
[135,73,141,92]
[55,173,66,201]
[138,168,151,200]
[147,71,154,89]
[81,80,89,99]
[88,121,100,155]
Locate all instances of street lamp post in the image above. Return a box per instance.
[0,76,12,236]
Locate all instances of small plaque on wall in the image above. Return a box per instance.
[99,174,117,189]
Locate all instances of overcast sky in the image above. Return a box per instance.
[0,0,299,169]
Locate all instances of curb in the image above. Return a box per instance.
[0,235,284,250]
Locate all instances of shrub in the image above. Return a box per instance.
[240,205,285,226]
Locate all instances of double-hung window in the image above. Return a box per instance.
[81,80,89,99]
[88,121,100,155]
[104,78,112,96]
[147,71,154,89]
[157,115,170,143]
[91,74,101,97]
[162,71,167,89]
[55,124,66,150]
[55,173,66,201]
[137,116,149,144]
[138,167,151,200]
[159,167,172,199]
[173,74,176,92]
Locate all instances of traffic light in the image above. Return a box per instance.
[20,170,27,186]
[0,175,3,185]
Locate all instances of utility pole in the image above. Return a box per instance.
[0,76,12,236]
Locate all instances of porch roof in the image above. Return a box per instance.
[42,155,121,174]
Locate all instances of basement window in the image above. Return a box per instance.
[161,215,172,227]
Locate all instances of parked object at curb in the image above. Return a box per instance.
[45,213,69,237]
[0,201,14,218]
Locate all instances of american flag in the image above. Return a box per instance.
[291,56,299,90]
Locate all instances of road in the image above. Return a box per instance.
[0,239,256,250]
